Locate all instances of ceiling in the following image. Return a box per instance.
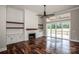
[8,5,79,15]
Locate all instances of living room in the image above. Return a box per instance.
[0,5,79,54]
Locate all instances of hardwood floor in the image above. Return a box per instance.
[0,36,79,54]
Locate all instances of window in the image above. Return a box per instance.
[46,13,71,22]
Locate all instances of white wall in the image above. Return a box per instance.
[37,17,44,37]
[24,9,44,40]
[0,6,7,52]
[6,6,24,44]
[71,9,79,42]
[7,7,24,22]
[24,9,38,29]
[42,17,47,36]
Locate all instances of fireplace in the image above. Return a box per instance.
[29,33,36,40]
[28,33,36,44]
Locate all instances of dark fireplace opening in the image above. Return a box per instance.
[28,33,36,44]
[29,33,36,40]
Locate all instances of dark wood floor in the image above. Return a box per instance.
[0,36,79,54]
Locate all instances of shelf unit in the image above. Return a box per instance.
[6,21,24,29]
[38,24,43,29]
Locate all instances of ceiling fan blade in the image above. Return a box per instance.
[46,14,55,17]
[37,14,55,18]
[37,14,42,16]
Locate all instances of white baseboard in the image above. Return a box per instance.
[70,39,79,42]
[0,47,7,52]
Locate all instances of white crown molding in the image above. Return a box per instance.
[55,7,79,15]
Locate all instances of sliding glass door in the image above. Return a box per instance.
[46,20,70,40]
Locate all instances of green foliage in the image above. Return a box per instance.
[51,24,55,29]
[63,24,69,28]
[47,25,51,29]
[47,22,69,29]
[56,24,62,29]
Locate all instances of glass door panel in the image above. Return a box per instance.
[51,23,56,38]
[62,21,70,40]
[55,22,62,53]
[46,24,51,37]
[56,22,62,39]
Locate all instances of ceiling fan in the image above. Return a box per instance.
[38,5,55,18]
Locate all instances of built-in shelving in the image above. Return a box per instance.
[6,21,24,29]
[6,21,24,24]
[38,24,43,29]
